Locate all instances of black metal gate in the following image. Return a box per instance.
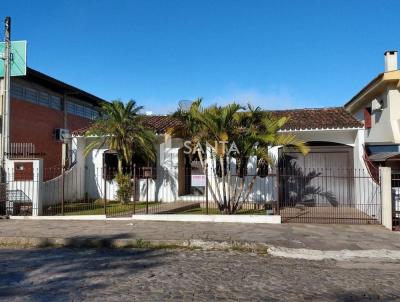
[278,167,382,224]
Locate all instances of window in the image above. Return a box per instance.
[50,96,62,110]
[364,107,372,129]
[103,152,119,180]
[67,100,98,120]
[85,107,98,120]
[25,88,38,104]
[10,83,72,112]
[11,84,24,99]
[39,92,50,107]
[76,104,85,116]
[67,101,76,114]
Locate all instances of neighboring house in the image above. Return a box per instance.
[0,67,106,175]
[345,51,400,170]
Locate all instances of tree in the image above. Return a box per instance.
[171,100,309,214]
[84,100,156,174]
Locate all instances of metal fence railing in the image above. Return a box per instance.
[277,168,381,224]
[392,171,400,231]
[0,165,383,225]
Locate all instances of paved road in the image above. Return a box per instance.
[2,219,400,250]
[1,247,400,301]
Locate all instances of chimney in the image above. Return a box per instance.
[384,50,398,72]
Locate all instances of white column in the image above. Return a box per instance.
[380,167,392,230]
[35,159,43,216]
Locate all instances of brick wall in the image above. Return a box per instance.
[10,97,92,172]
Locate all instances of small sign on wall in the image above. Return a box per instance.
[191,174,206,187]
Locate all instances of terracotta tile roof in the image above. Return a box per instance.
[72,107,362,136]
[71,115,182,136]
[141,115,182,133]
[269,107,363,131]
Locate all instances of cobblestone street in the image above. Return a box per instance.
[1,247,400,301]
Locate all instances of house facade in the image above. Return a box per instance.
[344,51,400,170]
[61,108,367,205]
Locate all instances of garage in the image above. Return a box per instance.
[279,142,354,203]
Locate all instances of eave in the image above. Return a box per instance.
[344,70,400,113]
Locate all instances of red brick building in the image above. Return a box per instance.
[9,67,106,172]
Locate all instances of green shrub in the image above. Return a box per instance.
[115,173,133,204]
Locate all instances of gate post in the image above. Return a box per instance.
[380,167,392,230]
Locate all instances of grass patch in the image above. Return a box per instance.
[43,201,160,216]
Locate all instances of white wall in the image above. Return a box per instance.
[42,137,87,206]
[81,135,180,202]
[5,159,43,216]
[42,164,87,206]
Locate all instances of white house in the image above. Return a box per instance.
[50,108,369,207]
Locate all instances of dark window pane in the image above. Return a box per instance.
[50,96,61,110]
[39,92,49,106]
[11,84,24,99]
[25,88,38,103]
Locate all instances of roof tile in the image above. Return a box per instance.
[270,107,362,130]
[72,107,362,136]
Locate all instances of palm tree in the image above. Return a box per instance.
[84,100,156,174]
[171,101,309,214]
[193,103,243,211]
[226,105,309,213]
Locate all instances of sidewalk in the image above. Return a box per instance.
[1,219,400,253]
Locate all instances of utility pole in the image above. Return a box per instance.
[1,17,11,168]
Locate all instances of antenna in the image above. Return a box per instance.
[178,99,193,112]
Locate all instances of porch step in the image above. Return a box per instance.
[176,195,206,202]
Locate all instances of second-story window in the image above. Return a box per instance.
[39,92,50,107]
[25,88,38,104]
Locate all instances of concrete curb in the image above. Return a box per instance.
[267,246,400,261]
[1,236,400,261]
[9,215,281,224]
[0,236,268,252]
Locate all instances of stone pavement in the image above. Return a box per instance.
[1,219,400,251]
[1,247,400,301]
